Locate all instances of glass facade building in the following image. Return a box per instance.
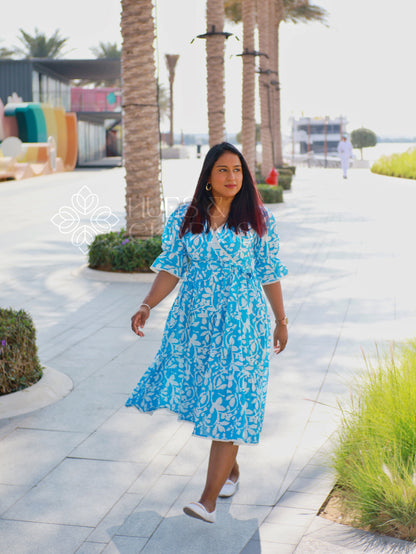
[32,70,71,110]
[0,59,121,165]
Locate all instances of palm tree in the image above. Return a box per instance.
[240,0,257,177]
[270,0,283,167]
[257,0,274,176]
[225,0,327,175]
[13,28,69,58]
[270,0,327,166]
[205,0,227,146]
[121,0,163,237]
[165,54,180,147]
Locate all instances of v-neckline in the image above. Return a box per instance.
[210,226,240,266]
[211,224,225,234]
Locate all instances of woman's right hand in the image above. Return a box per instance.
[131,306,150,337]
[130,271,179,338]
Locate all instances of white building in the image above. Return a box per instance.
[292,116,347,155]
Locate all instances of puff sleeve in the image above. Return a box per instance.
[150,205,189,279]
[254,210,288,285]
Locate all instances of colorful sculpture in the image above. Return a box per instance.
[0,97,78,181]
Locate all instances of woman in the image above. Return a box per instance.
[127,142,288,523]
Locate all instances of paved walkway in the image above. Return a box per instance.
[1,162,416,553]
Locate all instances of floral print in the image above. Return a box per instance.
[126,204,287,444]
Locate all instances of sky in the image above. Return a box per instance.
[1,0,415,138]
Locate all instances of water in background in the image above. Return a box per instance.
[362,142,416,163]
[180,141,416,164]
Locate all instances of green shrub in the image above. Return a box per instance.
[256,184,284,203]
[0,308,43,395]
[277,165,296,175]
[88,229,162,272]
[277,172,292,190]
[371,148,416,179]
[255,164,296,182]
[276,168,292,176]
[332,341,416,541]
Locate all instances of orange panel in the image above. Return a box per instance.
[65,113,78,170]
[36,145,49,163]
[54,107,67,163]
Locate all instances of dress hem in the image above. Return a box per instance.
[125,402,260,446]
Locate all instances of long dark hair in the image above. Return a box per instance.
[179,142,267,237]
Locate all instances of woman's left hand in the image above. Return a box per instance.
[273,323,288,354]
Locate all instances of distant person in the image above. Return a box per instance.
[127,142,288,524]
[337,134,353,178]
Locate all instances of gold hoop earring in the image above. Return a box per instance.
[205,183,212,191]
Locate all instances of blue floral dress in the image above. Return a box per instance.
[126,204,287,444]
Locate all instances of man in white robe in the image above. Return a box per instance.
[337,135,353,178]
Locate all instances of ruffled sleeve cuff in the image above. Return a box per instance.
[150,204,189,280]
[150,253,188,279]
[257,260,288,285]
[254,209,288,285]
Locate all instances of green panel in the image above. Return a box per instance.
[15,106,29,142]
[14,103,47,142]
[32,104,47,142]
[24,105,36,142]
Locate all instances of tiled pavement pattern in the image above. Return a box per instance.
[1,161,416,553]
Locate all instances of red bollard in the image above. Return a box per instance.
[265,167,279,185]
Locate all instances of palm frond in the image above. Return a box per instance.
[90,41,121,59]
[284,3,329,25]
[224,0,242,24]
[14,27,69,58]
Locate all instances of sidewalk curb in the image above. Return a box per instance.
[72,264,156,283]
[0,367,73,420]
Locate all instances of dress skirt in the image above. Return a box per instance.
[126,204,287,445]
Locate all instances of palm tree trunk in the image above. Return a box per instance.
[241,0,256,177]
[121,0,163,237]
[258,0,274,179]
[268,0,277,164]
[206,0,226,146]
[272,0,284,166]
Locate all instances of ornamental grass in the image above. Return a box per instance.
[371,148,416,179]
[332,341,416,541]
